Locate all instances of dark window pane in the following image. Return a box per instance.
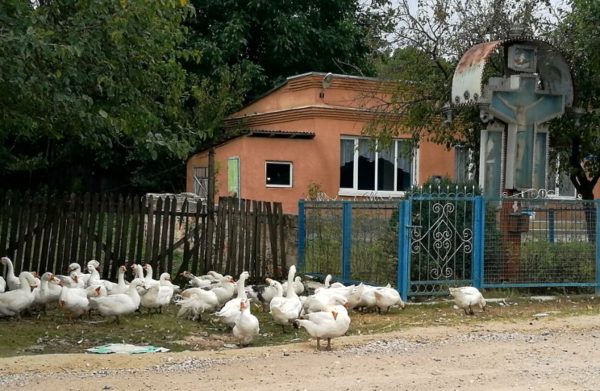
[266,162,291,186]
[396,140,412,191]
[340,139,354,188]
[377,145,395,191]
[358,139,375,190]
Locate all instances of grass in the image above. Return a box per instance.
[1,294,599,358]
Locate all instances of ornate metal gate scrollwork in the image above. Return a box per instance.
[410,202,473,280]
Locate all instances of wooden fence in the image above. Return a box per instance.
[0,192,288,283]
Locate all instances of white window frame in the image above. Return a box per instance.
[338,137,417,197]
[265,161,293,188]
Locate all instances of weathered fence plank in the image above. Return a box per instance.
[0,193,288,283]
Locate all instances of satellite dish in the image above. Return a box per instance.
[322,72,334,89]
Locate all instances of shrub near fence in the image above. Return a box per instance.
[0,192,288,282]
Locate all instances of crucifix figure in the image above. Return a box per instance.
[488,74,564,190]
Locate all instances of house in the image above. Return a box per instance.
[185,72,465,214]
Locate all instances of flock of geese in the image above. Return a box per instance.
[0,256,487,350]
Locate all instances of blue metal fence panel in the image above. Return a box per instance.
[297,195,598,297]
[482,197,596,288]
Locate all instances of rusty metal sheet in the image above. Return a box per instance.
[452,41,502,106]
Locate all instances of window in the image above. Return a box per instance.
[192,166,208,198]
[339,137,415,195]
[454,145,475,184]
[266,161,292,187]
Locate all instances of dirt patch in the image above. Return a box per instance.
[2,311,600,390]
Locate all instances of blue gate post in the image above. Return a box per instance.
[397,199,411,301]
[596,200,600,295]
[471,196,485,289]
[341,201,352,282]
[547,209,555,243]
[297,200,305,271]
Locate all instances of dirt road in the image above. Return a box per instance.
[2,312,599,390]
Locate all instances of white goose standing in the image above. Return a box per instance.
[89,278,146,323]
[0,271,38,318]
[1,257,20,291]
[140,273,176,313]
[33,272,63,312]
[449,286,486,315]
[269,265,302,331]
[215,271,250,327]
[294,303,351,351]
[233,298,259,347]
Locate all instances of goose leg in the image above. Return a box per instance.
[325,338,332,351]
[468,305,474,315]
[316,337,321,350]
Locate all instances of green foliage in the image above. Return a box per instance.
[187,0,395,100]
[518,240,595,283]
[547,0,600,199]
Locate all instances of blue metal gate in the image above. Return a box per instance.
[397,195,484,299]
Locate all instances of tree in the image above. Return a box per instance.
[367,0,591,193]
[0,0,248,193]
[185,0,396,100]
[548,0,600,200]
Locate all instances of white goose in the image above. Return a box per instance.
[282,276,305,296]
[108,265,130,295]
[66,262,91,287]
[449,286,486,315]
[233,298,259,347]
[142,264,160,288]
[1,256,21,290]
[89,278,146,323]
[246,278,283,311]
[294,303,351,351]
[210,275,236,306]
[58,277,91,320]
[86,263,115,292]
[215,271,250,327]
[0,271,38,318]
[301,291,348,315]
[323,274,345,289]
[140,273,175,313]
[269,265,302,330]
[176,287,219,321]
[131,263,144,279]
[33,272,63,311]
[374,285,405,313]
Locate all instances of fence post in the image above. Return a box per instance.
[471,196,484,289]
[341,202,352,282]
[296,200,305,271]
[547,209,555,243]
[596,200,600,295]
[397,199,411,302]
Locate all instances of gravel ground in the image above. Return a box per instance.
[2,312,600,390]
